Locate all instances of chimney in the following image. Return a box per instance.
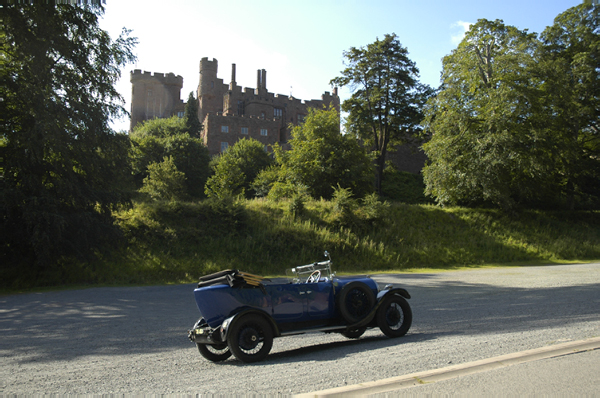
[230,63,236,90]
[257,69,262,89]
[262,69,267,90]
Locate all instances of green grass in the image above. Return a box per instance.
[3,198,600,291]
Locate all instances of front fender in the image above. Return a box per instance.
[377,287,411,301]
[346,288,411,330]
[220,308,280,342]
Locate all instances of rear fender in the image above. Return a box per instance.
[220,308,280,342]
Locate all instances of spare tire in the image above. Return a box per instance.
[337,281,376,323]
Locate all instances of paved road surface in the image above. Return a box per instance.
[1,262,599,395]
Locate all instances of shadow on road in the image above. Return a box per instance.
[1,271,599,364]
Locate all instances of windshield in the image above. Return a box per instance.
[286,260,333,283]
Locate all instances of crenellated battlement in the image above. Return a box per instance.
[130,69,183,86]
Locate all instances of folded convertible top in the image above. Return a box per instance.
[197,269,267,289]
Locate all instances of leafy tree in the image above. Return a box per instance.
[331,34,433,195]
[205,138,273,199]
[130,117,210,198]
[139,156,187,201]
[538,4,600,209]
[184,92,201,137]
[129,115,187,139]
[423,8,600,211]
[422,19,549,211]
[1,3,136,269]
[270,107,374,199]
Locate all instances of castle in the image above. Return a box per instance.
[130,58,339,155]
[130,58,426,173]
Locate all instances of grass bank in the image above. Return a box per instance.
[4,198,599,291]
[101,198,600,284]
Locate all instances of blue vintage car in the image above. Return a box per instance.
[188,252,412,362]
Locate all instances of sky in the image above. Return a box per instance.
[99,0,583,132]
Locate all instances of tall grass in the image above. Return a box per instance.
[4,197,599,290]
[104,198,600,282]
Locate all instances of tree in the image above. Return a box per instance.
[538,4,600,209]
[130,116,210,198]
[331,34,433,195]
[129,115,187,139]
[423,8,600,211]
[1,3,137,269]
[184,92,201,137]
[422,19,549,211]
[269,107,374,200]
[139,156,187,201]
[205,138,273,199]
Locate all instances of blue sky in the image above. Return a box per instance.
[99,0,582,132]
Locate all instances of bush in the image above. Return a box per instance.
[140,156,187,201]
[381,164,433,204]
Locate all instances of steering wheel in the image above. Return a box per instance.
[306,270,321,283]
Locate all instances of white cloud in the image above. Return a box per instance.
[451,20,473,45]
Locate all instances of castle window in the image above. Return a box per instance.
[177,111,184,118]
[260,129,268,136]
[241,127,249,135]
[221,125,229,133]
[274,108,282,119]
[147,90,153,97]
[260,112,265,119]
[297,114,305,124]
[237,101,245,116]
[221,142,229,152]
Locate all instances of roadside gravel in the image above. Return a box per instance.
[1,262,599,395]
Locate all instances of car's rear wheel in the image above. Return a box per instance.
[227,314,273,363]
[376,294,412,337]
[338,281,376,323]
[197,343,232,362]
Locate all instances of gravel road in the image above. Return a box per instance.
[1,262,599,395]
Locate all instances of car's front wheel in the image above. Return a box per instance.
[227,314,273,363]
[197,343,232,362]
[376,294,412,338]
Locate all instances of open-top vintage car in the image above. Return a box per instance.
[188,252,412,363]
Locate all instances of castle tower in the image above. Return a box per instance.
[197,57,224,124]
[130,70,184,131]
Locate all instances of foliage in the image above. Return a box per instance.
[423,6,600,211]
[129,115,187,139]
[130,116,210,198]
[381,163,433,204]
[184,92,201,137]
[332,34,434,194]
[205,138,273,199]
[6,197,600,290]
[139,156,187,201]
[538,4,600,209]
[272,107,374,200]
[423,19,552,211]
[1,3,137,269]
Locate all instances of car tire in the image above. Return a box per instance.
[341,327,367,339]
[337,281,376,323]
[197,343,232,362]
[376,294,412,338]
[227,314,273,363]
